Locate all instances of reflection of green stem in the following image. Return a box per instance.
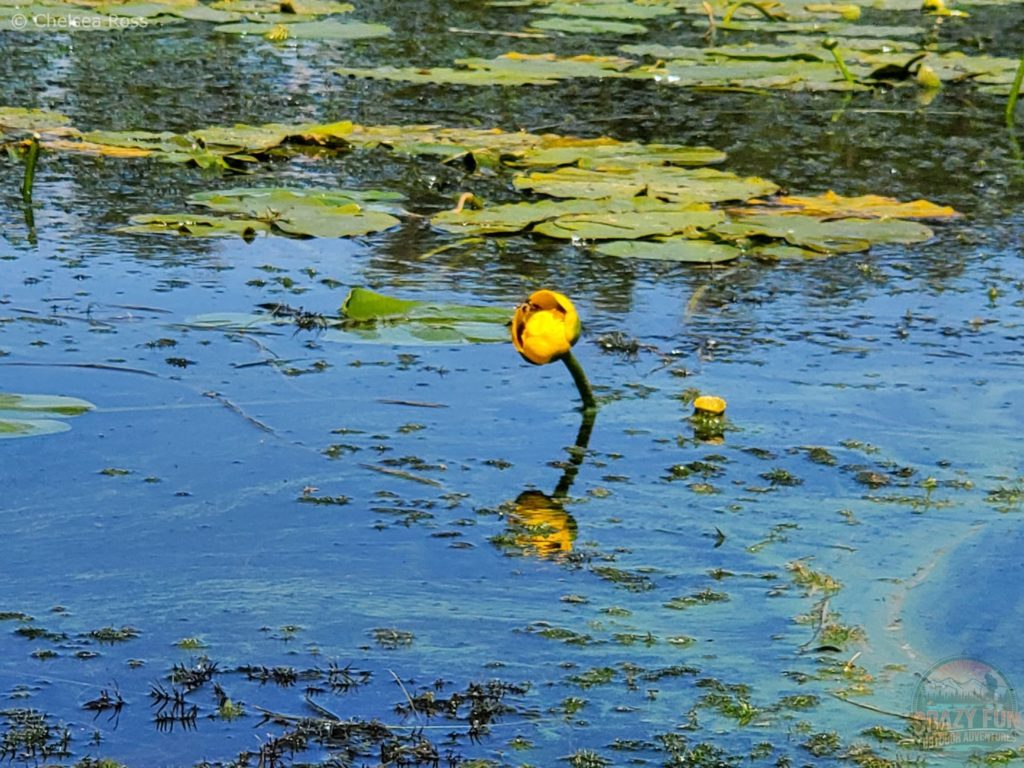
[553,409,596,499]
[1006,56,1024,128]
[561,351,597,412]
[20,134,40,204]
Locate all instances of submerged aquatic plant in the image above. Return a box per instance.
[512,290,596,411]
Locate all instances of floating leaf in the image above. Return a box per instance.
[0,106,72,134]
[514,166,779,203]
[215,19,391,39]
[123,187,402,238]
[187,289,508,346]
[595,237,741,262]
[432,198,613,235]
[534,1,676,19]
[0,393,96,417]
[714,214,934,253]
[529,16,647,34]
[341,287,509,325]
[766,190,959,219]
[0,419,71,439]
[534,207,725,240]
[210,0,352,11]
[337,52,636,86]
[0,393,95,440]
[513,140,726,169]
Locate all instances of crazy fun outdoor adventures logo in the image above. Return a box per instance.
[912,657,1021,748]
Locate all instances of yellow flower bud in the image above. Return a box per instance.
[511,289,581,365]
[693,395,727,415]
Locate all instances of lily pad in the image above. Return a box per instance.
[0,106,72,134]
[122,187,403,238]
[432,198,614,235]
[529,16,647,34]
[534,1,676,19]
[513,140,726,169]
[117,214,272,237]
[765,190,959,219]
[341,287,509,325]
[214,19,391,39]
[534,207,726,240]
[187,288,509,346]
[513,166,779,203]
[595,237,742,262]
[337,52,635,86]
[0,393,96,440]
[714,214,934,253]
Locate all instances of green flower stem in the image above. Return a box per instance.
[561,350,597,412]
[1006,56,1024,128]
[822,39,856,86]
[20,133,40,204]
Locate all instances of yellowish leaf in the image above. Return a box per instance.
[771,190,958,219]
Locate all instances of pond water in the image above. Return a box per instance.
[1,3,1024,767]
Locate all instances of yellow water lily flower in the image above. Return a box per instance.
[511,289,581,366]
[693,395,727,415]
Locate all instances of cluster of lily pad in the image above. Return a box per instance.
[2,106,958,261]
[329,0,1017,93]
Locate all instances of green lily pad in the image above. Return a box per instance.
[529,16,647,34]
[432,198,613,235]
[0,106,72,133]
[117,214,271,237]
[210,0,352,12]
[0,393,96,416]
[514,166,779,203]
[123,187,403,238]
[189,186,403,215]
[187,288,509,346]
[535,1,675,19]
[214,19,391,39]
[341,287,509,325]
[94,0,240,21]
[513,141,726,169]
[335,64,561,86]
[337,52,635,86]
[595,237,742,262]
[0,419,72,439]
[534,208,726,240]
[0,393,96,440]
[714,214,934,253]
